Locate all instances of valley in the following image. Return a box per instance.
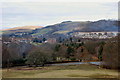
[1,20,119,79]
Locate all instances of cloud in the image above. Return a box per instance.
[2,2,118,29]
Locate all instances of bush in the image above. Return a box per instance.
[11,58,26,66]
[26,50,53,67]
[70,57,76,61]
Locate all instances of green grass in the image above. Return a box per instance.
[53,30,70,34]
[2,64,119,78]
[30,42,42,46]
[32,28,52,35]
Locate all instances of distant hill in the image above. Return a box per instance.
[31,20,118,38]
[2,20,118,38]
[2,26,43,31]
[2,26,43,35]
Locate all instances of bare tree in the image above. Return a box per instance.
[26,47,53,67]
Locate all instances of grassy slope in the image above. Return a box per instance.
[32,28,53,36]
[2,29,32,34]
[1,26,43,34]
[2,64,119,79]
[53,30,70,34]
[2,26,43,31]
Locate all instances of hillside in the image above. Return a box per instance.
[2,20,118,39]
[31,20,118,38]
[2,26,43,35]
[2,26,43,31]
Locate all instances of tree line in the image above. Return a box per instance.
[2,35,120,69]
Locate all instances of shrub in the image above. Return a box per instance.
[26,50,52,67]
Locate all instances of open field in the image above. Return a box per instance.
[2,64,119,79]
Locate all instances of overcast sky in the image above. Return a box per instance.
[1,2,118,29]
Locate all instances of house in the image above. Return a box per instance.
[45,38,56,44]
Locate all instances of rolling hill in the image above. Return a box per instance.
[2,26,43,31]
[2,26,43,35]
[2,20,118,39]
[31,20,118,38]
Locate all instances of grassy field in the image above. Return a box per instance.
[32,28,53,36]
[2,64,119,79]
[53,30,70,34]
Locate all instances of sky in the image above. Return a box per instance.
[1,1,118,29]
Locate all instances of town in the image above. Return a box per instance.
[71,32,118,39]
